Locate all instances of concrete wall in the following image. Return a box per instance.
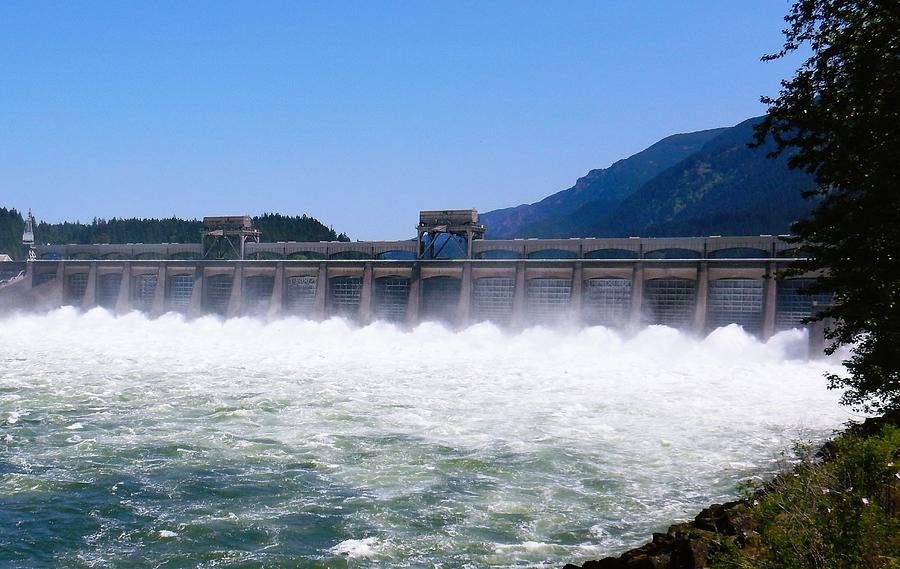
[0,257,829,344]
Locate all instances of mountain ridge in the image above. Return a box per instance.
[481,127,728,239]
[481,116,816,239]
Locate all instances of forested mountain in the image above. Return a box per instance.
[481,128,727,239]
[481,116,817,238]
[595,117,816,236]
[0,210,349,260]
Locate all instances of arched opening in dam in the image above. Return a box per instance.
[64,272,89,306]
[477,249,522,259]
[527,248,579,259]
[246,251,284,261]
[583,277,632,327]
[97,272,122,309]
[706,277,764,334]
[243,275,275,315]
[166,273,194,313]
[644,248,703,260]
[708,247,770,259]
[373,276,410,321]
[376,250,417,260]
[472,276,516,324]
[34,270,56,285]
[328,275,363,317]
[203,273,233,315]
[284,276,317,318]
[584,248,639,259]
[330,250,371,260]
[643,277,697,328]
[776,277,834,330]
[285,275,318,316]
[525,277,573,325]
[0,311,853,568]
[131,273,158,312]
[287,251,325,260]
[421,275,461,322]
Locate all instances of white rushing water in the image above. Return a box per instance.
[0,308,855,568]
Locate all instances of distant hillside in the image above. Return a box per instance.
[481,127,727,239]
[0,208,25,261]
[585,117,817,236]
[482,116,817,238]
[0,210,349,261]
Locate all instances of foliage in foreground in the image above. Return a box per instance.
[753,0,900,413]
[711,424,900,569]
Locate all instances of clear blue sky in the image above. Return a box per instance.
[1,1,801,240]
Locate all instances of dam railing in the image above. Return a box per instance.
[30,235,799,262]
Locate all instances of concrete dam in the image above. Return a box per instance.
[0,211,831,340]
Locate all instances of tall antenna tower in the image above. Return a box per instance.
[22,210,36,261]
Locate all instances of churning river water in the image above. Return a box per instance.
[0,309,854,568]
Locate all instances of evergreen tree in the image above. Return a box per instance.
[0,211,350,250]
[754,0,900,412]
[0,208,25,260]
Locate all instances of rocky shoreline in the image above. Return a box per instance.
[564,411,900,569]
[563,499,753,569]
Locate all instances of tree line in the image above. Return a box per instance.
[0,208,350,260]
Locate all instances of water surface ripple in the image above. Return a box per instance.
[0,309,853,568]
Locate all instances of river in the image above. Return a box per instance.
[0,308,853,567]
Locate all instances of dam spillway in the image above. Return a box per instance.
[0,235,831,339]
[0,222,848,566]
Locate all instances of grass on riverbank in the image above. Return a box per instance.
[711,421,900,569]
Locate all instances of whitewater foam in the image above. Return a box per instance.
[0,308,856,567]
[329,537,381,558]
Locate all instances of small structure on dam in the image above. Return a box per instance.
[417,209,485,259]
[0,209,833,346]
[201,215,261,260]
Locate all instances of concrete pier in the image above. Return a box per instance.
[628,262,643,332]
[761,262,778,340]
[510,262,526,328]
[268,263,284,318]
[115,264,132,314]
[405,264,421,325]
[457,262,472,327]
[226,264,243,318]
[570,262,584,324]
[188,267,203,318]
[82,262,98,310]
[359,262,374,323]
[693,261,709,333]
[313,262,327,320]
[150,265,167,317]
